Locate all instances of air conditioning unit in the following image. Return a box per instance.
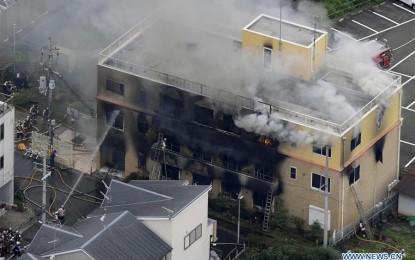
[387,179,399,193]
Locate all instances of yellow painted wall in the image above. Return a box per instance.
[242,29,327,80]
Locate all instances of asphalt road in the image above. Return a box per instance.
[331,0,415,171]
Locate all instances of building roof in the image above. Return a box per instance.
[244,14,326,47]
[25,211,172,260]
[18,253,44,260]
[394,172,415,197]
[87,179,211,219]
[99,15,400,135]
[0,0,16,9]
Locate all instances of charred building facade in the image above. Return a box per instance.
[96,14,401,243]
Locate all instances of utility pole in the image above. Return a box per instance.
[39,37,60,223]
[323,145,329,247]
[13,23,15,73]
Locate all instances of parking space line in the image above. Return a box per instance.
[371,11,399,25]
[331,28,357,40]
[359,17,415,41]
[401,140,415,147]
[402,106,415,112]
[405,156,415,168]
[406,100,415,109]
[389,49,415,71]
[352,20,378,33]
[393,3,415,15]
[393,37,415,51]
[390,71,412,78]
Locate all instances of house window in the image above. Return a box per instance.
[0,124,3,140]
[139,90,147,107]
[290,166,297,180]
[0,156,3,169]
[220,153,240,172]
[106,109,124,131]
[349,165,360,185]
[264,47,272,69]
[194,105,214,127]
[192,147,212,163]
[184,224,202,250]
[106,79,124,95]
[350,133,361,151]
[313,145,332,157]
[311,173,330,193]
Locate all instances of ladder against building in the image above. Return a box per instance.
[350,185,373,239]
[149,133,164,180]
[262,189,273,232]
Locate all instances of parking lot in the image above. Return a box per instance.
[330,0,415,171]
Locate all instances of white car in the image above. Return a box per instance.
[399,0,415,9]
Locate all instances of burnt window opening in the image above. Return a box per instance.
[263,47,273,69]
[375,148,383,163]
[194,105,215,127]
[254,163,272,180]
[0,156,3,169]
[313,144,332,158]
[105,106,124,131]
[221,181,240,199]
[223,114,239,134]
[106,79,124,95]
[139,90,147,107]
[0,124,4,140]
[112,149,125,171]
[290,166,297,180]
[164,132,181,153]
[193,173,212,185]
[351,133,362,151]
[192,147,212,163]
[160,95,184,118]
[138,153,146,169]
[220,153,241,172]
[161,164,180,180]
[253,191,267,208]
[311,173,330,193]
[137,113,149,133]
[349,165,360,186]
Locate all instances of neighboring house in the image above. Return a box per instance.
[96,12,401,243]
[24,180,213,260]
[24,210,172,260]
[0,100,14,205]
[393,172,415,216]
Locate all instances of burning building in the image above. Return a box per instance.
[96,12,401,243]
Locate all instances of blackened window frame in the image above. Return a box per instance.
[349,165,361,186]
[311,172,331,193]
[313,145,332,158]
[290,166,297,180]
[105,78,124,96]
[350,133,362,151]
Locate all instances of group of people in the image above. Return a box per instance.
[1,74,29,98]
[0,228,23,258]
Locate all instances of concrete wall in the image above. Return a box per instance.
[0,104,14,205]
[398,194,415,216]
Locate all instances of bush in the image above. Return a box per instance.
[269,198,288,231]
[291,215,305,234]
[305,221,324,245]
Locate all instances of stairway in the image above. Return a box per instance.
[149,133,164,180]
[262,189,273,232]
[350,185,372,239]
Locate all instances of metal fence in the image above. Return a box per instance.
[330,192,399,246]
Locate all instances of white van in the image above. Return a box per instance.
[399,0,415,9]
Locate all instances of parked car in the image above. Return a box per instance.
[398,0,415,9]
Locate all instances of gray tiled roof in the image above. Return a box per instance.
[26,225,82,256]
[87,180,211,218]
[34,211,171,260]
[18,253,44,260]
[394,172,415,197]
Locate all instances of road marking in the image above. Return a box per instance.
[393,3,415,15]
[401,140,415,147]
[406,100,415,109]
[17,29,22,33]
[390,71,412,78]
[405,156,415,168]
[352,20,378,33]
[371,11,399,25]
[359,17,415,41]
[393,37,415,51]
[30,20,36,25]
[331,27,357,40]
[389,49,415,71]
[402,106,415,112]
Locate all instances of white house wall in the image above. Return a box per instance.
[0,105,14,204]
[398,194,415,216]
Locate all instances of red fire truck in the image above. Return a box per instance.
[372,43,394,69]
